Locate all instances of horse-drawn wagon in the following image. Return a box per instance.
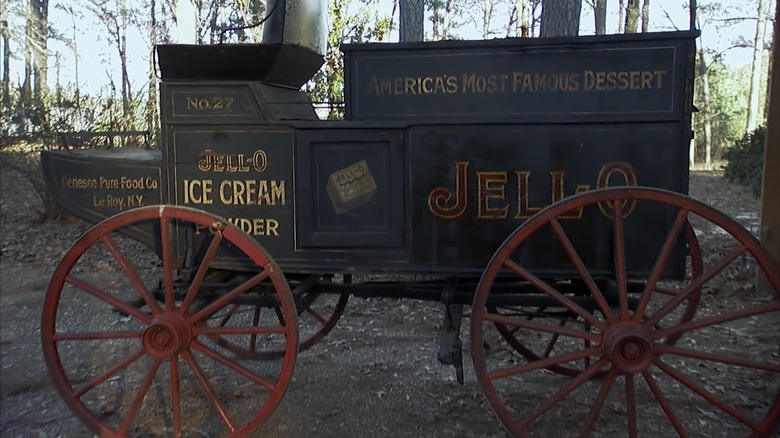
[39,1,779,436]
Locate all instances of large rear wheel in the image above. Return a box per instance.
[471,187,779,437]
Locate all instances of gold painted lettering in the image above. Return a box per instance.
[271,181,286,205]
[477,171,508,219]
[428,161,469,219]
[514,171,544,218]
[596,161,638,218]
[405,77,417,94]
[182,179,213,204]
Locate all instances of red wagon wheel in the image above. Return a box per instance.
[486,223,703,377]
[471,187,779,438]
[209,274,349,359]
[41,205,298,438]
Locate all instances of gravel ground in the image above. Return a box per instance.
[1,156,778,438]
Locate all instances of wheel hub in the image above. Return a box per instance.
[603,323,654,374]
[143,313,193,359]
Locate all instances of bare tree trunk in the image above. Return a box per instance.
[148,0,160,141]
[400,0,424,42]
[68,9,80,105]
[641,0,650,32]
[697,40,713,169]
[765,36,774,120]
[618,0,625,33]
[746,0,768,133]
[1,18,10,107]
[518,0,529,37]
[441,0,457,39]
[475,0,498,39]
[594,0,606,35]
[21,0,49,130]
[625,0,639,33]
[540,0,581,37]
[89,0,132,122]
[27,0,49,106]
[121,30,130,118]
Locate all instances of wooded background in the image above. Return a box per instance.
[0,0,776,170]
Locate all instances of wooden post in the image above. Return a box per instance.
[758,0,780,290]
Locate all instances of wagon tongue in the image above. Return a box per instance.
[155,0,326,88]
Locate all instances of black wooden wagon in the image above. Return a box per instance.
[39,1,779,436]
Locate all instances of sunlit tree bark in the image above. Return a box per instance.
[1,17,10,107]
[746,0,769,133]
[641,0,650,32]
[594,0,606,34]
[540,0,581,37]
[697,38,713,168]
[400,0,424,41]
[624,0,639,33]
[87,0,132,122]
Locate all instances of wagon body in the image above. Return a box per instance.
[42,31,697,279]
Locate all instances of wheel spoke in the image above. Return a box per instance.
[119,358,162,435]
[216,304,240,327]
[652,301,780,341]
[101,235,163,315]
[250,306,261,352]
[578,366,620,438]
[192,341,276,391]
[158,215,176,312]
[550,218,616,324]
[65,275,151,324]
[612,199,629,321]
[482,312,601,343]
[641,369,688,437]
[189,270,270,323]
[74,348,146,398]
[626,373,637,438]
[306,306,329,326]
[654,358,761,430]
[503,259,608,332]
[488,346,603,381]
[541,320,566,358]
[179,229,224,314]
[632,209,688,322]
[654,344,780,372]
[519,357,611,428]
[644,245,748,328]
[181,350,236,432]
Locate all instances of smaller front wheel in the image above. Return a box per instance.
[41,205,299,438]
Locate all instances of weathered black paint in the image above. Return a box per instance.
[41,148,163,251]
[43,31,697,278]
[166,127,295,269]
[407,123,687,276]
[342,32,696,123]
